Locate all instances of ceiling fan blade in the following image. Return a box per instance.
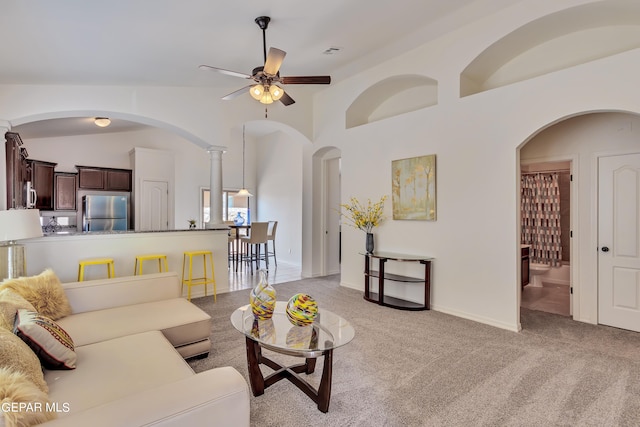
[281,75,331,85]
[222,85,253,100]
[263,47,286,76]
[279,92,295,106]
[199,65,251,79]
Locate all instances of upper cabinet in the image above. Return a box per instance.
[54,172,77,211]
[26,159,57,211]
[5,132,27,209]
[76,166,132,192]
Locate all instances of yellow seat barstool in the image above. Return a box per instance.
[78,258,115,281]
[181,250,216,301]
[134,254,169,275]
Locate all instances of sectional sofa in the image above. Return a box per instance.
[0,270,250,426]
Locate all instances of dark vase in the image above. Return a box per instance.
[366,233,374,254]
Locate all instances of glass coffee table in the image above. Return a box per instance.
[230,301,355,412]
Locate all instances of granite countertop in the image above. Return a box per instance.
[42,227,229,236]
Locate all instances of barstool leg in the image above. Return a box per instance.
[181,254,187,297]
[202,254,208,297]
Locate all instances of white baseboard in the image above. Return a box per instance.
[340,280,520,332]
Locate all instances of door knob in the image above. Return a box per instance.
[601,246,609,252]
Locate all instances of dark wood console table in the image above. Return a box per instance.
[361,252,433,311]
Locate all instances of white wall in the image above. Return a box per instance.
[308,2,640,331]
[255,131,303,265]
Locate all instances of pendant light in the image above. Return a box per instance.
[236,124,253,197]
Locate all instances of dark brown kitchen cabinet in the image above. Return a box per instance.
[77,166,132,192]
[27,160,57,210]
[54,173,77,211]
[5,132,28,209]
[106,169,132,191]
[77,167,105,189]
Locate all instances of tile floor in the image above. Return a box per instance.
[521,282,571,317]
[228,259,303,291]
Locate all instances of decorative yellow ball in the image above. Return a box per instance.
[286,293,318,326]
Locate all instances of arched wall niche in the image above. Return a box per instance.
[461,0,640,97]
[346,74,438,129]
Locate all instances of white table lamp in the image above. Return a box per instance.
[0,209,43,280]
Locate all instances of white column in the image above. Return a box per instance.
[0,122,11,211]
[206,145,226,227]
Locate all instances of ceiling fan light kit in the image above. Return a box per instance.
[249,83,284,104]
[200,15,331,109]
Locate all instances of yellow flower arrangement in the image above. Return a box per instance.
[340,196,387,233]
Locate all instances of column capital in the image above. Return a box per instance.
[207,145,227,153]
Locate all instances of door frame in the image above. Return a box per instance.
[322,156,341,275]
[519,154,578,321]
[318,149,342,276]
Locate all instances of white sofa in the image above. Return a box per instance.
[4,271,250,427]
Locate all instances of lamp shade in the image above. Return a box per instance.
[236,188,253,197]
[0,209,43,242]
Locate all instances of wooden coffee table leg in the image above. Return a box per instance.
[305,357,317,374]
[245,337,265,396]
[317,349,333,413]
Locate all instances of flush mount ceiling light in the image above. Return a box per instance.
[94,117,111,127]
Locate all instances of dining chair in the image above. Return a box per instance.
[240,221,269,274]
[267,221,278,267]
[224,221,236,268]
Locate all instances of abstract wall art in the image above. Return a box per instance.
[391,154,436,220]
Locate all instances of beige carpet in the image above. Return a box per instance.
[188,275,640,426]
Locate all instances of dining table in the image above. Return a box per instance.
[229,224,250,272]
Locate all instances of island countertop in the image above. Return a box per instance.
[23,229,229,297]
[41,227,229,236]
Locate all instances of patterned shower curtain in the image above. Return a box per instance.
[521,173,562,267]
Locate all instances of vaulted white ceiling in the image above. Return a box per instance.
[0,0,521,88]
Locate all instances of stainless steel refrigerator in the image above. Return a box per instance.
[82,195,129,231]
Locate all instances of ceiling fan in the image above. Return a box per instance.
[199,16,331,107]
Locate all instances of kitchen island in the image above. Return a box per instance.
[22,228,229,298]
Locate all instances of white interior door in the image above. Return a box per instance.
[598,153,640,332]
[141,180,168,231]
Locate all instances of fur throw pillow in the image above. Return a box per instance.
[0,367,57,426]
[0,289,36,331]
[0,328,48,394]
[0,270,72,320]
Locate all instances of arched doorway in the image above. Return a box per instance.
[518,111,640,331]
[311,146,342,276]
